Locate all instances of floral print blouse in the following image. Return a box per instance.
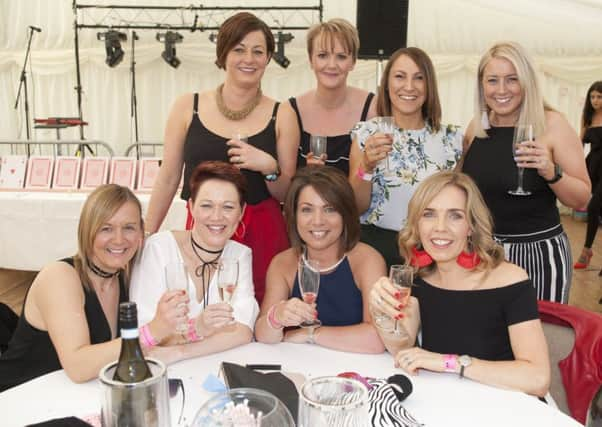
[352,119,463,231]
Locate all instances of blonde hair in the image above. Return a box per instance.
[398,171,504,275]
[473,41,553,139]
[306,18,359,61]
[74,184,143,290]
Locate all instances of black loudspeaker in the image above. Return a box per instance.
[356,0,409,59]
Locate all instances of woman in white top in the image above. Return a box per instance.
[131,161,258,357]
[349,47,463,268]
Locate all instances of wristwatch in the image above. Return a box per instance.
[545,163,563,184]
[458,355,472,378]
[264,165,281,182]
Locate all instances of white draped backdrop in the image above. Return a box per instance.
[2,0,602,156]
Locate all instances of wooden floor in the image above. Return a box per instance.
[0,215,601,315]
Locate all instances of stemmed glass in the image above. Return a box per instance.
[310,135,327,160]
[298,257,321,328]
[376,116,395,173]
[508,124,533,196]
[232,132,248,144]
[164,261,191,334]
[389,265,413,335]
[217,258,239,305]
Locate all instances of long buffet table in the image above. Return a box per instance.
[0,191,186,271]
[0,342,581,427]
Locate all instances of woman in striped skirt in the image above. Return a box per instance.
[461,41,590,303]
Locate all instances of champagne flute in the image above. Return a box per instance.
[389,264,413,335]
[217,258,239,305]
[298,257,321,328]
[232,131,248,143]
[508,124,532,196]
[164,261,190,334]
[376,116,395,174]
[309,135,327,160]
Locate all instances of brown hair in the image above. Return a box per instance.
[189,161,247,207]
[306,18,360,61]
[377,47,442,131]
[284,166,360,257]
[215,12,275,69]
[582,80,602,129]
[74,184,143,290]
[398,171,504,275]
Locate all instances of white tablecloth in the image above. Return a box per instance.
[0,191,186,271]
[0,342,581,427]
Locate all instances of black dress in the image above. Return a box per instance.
[582,127,602,248]
[0,258,126,392]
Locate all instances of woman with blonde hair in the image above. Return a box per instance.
[462,41,590,303]
[370,171,550,397]
[290,18,376,174]
[0,185,182,391]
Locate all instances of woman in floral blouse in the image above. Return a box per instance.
[349,47,462,267]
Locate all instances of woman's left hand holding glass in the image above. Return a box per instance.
[226,138,278,175]
[514,139,555,180]
[194,302,234,338]
[395,347,448,376]
[369,277,407,319]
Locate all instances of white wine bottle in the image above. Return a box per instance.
[113,302,152,383]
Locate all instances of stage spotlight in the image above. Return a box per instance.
[156,31,183,68]
[273,31,294,69]
[97,30,127,67]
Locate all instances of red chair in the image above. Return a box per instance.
[538,300,602,424]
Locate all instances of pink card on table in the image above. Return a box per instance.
[25,156,54,189]
[0,155,27,189]
[52,156,81,190]
[109,157,136,189]
[137,158,161,192]
[81,157,109,190]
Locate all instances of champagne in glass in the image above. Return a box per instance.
[389,264,413,336]
[508,124,533,196]
[309,135,327,160]
[298,257,321,327]
[164,261,190,334]
[376,116,395,173]
[217,258,239,305]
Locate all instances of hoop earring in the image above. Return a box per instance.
[410,244,434,268]
[457,235,481,269]
[234,220,247,240]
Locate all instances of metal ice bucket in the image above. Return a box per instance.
[99,358,171,427]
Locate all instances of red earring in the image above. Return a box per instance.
[410,245,434,268]
[456,236,481,269]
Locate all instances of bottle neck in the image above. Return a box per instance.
[120,327,139,340]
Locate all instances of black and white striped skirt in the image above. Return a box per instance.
[495,224,572,304]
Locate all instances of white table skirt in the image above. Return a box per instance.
[0,342,581,427]
[0,190,186,271]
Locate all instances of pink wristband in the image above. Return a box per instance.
[139,324,158,348]
[444,354,458,372]
[267,304,284,329]
[187,318,203,342]
[357,166,373,182]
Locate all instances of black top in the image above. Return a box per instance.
[462,126,560,235]
[290,92,374,175]
[413,276,539,361]
[181,93,279,204]
[0,258,127,392]
[584,126,602,186]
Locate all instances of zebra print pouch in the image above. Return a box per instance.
[367,378,424,427]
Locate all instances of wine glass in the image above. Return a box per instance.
[164,261,190,334]
[217,258,239,305]
[376,116,395,173]
[508,124,533,196]
[232,132,248,144]
[389,264,413,336]
[309,135,327,160]
[298,257,321,328]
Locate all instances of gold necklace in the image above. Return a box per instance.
[215,83,262,121]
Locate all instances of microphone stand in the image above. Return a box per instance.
[130,30,140,159]
[14,26,38,155]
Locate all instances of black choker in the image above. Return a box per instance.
[88,260,120,279]
[191,235,223,254]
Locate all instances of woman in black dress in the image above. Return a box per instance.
[574,81,602,270]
